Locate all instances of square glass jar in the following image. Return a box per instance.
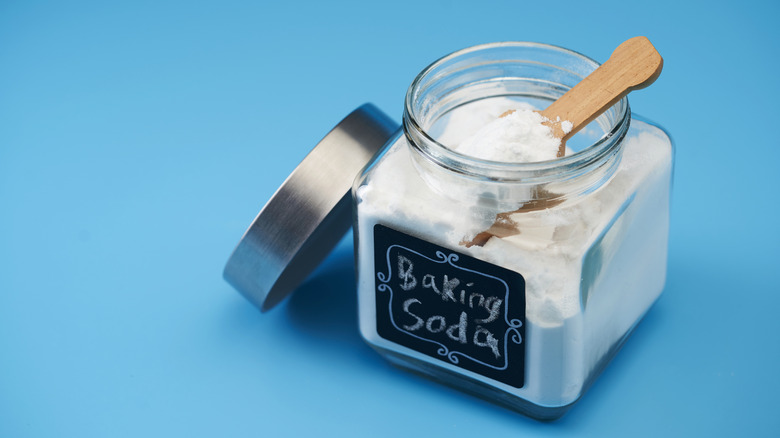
[352,42,673,420]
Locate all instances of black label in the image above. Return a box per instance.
[373,224,525,388]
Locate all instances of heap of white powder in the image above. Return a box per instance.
[455,109,573,162]
[355,98,672,407]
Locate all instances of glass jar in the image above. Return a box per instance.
[352,42,673,420]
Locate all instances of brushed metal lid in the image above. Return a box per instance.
[223,104,398,311]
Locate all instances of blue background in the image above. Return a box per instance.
[1,0,778,436]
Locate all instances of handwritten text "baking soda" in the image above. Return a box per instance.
[396,255,503,358]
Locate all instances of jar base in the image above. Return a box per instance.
[373,345,574,421]
[366,306,655,421]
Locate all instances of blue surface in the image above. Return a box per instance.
[1,1,779,436]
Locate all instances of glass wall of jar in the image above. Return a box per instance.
[352,42,673,420]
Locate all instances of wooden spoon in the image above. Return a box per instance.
[502,36,663,157]
[462,36,663,248]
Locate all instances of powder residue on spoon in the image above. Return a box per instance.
[455,109,571,162]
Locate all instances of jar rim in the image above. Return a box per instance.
[403,41,630,183]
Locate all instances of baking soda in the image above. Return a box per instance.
[355,98,672,408]
[456,109,562,162]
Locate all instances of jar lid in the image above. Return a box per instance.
[223,104,398,311]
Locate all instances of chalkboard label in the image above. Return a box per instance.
[373,224,525,388]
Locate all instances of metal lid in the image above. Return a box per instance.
[223,104,398,311]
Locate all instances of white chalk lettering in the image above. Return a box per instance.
[426,315,447,333]
[459,283,474,305]
[474,325,501,358]
[392,251,510,361]
[475,297,503,324]
[401,301,501,357]
[469,292,485,309]
[445,311,467,344]
[422,274,437,293]
[397,255,417,291]
[402,298,424,331]
[422,273,460,302]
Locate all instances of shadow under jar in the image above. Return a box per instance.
[353,42,673,420]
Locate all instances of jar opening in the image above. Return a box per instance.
[403,41,630,186]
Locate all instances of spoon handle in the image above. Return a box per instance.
[540,36,663,146]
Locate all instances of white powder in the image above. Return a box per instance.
[455,109,563,162]
[355,100,673,409]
